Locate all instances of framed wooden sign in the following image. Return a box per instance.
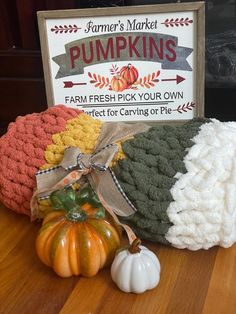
[37,2,205,122]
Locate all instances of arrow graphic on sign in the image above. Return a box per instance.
[63,81,87,88]
[161,75,185,85]
[172,102,195,113]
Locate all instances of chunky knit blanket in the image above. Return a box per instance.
[1,105,236,250]
[115,118,236,250]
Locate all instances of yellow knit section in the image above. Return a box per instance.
[37,199,53,217]
[37,183,81,218]
[40,113,102,169]
[38,112,126,218]
[37,113,102,217]
[110,141,125,167]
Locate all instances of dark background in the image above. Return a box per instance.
[0,0,235,136]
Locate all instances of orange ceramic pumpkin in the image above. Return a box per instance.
[111,75,128,92]
[120,63,139,85]
[36,187,121,278]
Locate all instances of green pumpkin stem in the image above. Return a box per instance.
[49,185,105,222]
[128,238,142,254]
[66,209,87,222]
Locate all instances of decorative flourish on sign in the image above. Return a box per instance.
[88,64,161,92]
[88,72,110,89]
[136,71,160,89]
[161,17,193,27]
[110,64,120,76]
[51,25,81,34]
[173,102,195,114]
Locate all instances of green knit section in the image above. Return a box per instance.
[113,118,210,245]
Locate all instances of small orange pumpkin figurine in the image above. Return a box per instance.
[36,186,121,278]
[120,63,139,85]
[111,75,128,92]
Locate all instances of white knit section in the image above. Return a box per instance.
[165,119,236,250]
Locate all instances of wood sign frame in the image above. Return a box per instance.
[37,2,205,123]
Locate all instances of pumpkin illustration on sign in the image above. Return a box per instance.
[110,63,139,92]
[89,64,161,91]
[36,186,121,278]
[120,63,139,86]
[110,75,128,92]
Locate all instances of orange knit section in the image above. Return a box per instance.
[0,105,82,216]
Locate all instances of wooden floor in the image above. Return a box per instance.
[1,203,236,314]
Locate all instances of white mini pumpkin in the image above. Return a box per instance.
[111,239,161,293]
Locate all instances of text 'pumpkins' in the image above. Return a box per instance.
[36,186,121,277]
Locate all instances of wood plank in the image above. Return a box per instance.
[60,269,116,314]
[0,78,47,124]
[0,205,78,314]
[16,0,43,49]
[0,206,32,262]
[0,51,44,78]
[203,246,236,314]
[0,0,21,49]
[1,201,236,314]
[165,247,218,314]
[129,244,192,314]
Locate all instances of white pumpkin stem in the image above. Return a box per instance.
[128,238,141,254]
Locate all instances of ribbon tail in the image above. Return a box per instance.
[88,168,138,243]
[88,168,136,217]
[30,189,40,221]
[97,189,137,244]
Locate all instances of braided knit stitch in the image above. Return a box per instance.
[114,118,210,244]
[0,105,81,215]
[166,119,236,250]
[41,113,103,169]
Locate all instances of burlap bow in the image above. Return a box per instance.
[31,121,150,222]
